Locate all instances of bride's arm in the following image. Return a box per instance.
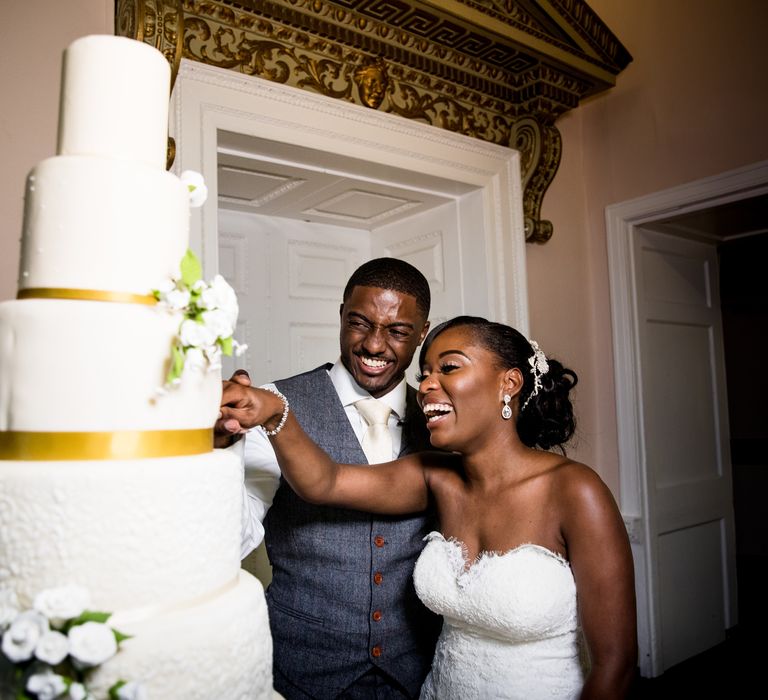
[560,463,637,700]
[219,382,435,515]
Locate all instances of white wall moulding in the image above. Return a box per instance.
[116,0,631,243]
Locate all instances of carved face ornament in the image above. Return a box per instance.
[354,61,388,109]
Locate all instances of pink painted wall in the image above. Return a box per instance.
[528,0,768,492]
[0,1,113,301]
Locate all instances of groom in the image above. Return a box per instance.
[217,258,441,699]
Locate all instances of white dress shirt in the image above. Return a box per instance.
[237,358,408,558]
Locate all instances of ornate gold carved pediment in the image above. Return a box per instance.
[116,0,630,242]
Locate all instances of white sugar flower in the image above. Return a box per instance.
[34,584,90,626]
[183,346,207,372]
[205,344,223,371]
[26,668,68,700]
[162,287,191,310]
[67,682,93,700]
[1,609,48,662]
[200,274,238,318]
[179,318,217,349]
[202,308,234,340]
[68,621,118,668]
[34,629,69,665]
[154,278,175,295]
[180,170,208,207]
[233,339,248,357]
[116,680,149,700]
[0,588,20,632]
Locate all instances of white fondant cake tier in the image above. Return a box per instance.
[0,450,243,610]
[86,572,274,700]
[0,33,276,699]
[0,299,221,432]
[19,156,187,295]
[57,35,170,169]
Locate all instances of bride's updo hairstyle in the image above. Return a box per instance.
[418,316,578,451]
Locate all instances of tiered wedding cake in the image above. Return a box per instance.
[0,35,273,698]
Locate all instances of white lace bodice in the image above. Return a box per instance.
[413,531,588,699]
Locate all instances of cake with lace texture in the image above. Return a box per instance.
[0,35,274,699]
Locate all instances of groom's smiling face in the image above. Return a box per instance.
[339,285,429,398]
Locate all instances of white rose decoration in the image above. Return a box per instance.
[202,308,234,340]
[68,621,118,668]
[180,170,208,208]
[205,343,223,371]
[1,609,48,662]
[179,318,217,349]
[200,275,238,320]
[34,629,69,665]
[162,287,191,310]
[26,668,68,700]
[68,682,94,700]
[182,346,207,373]
[0,588,20,632]
[34,584,90,626]
[116,680,148,700]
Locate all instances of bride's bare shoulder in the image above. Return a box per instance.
[549,459,623,532]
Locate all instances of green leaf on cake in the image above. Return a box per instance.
[70,610,112,625]
[113,629,133,644]
[108,681,128,699]
[167,343,185,383]
[180,248,202,288]
[219,335,233,356]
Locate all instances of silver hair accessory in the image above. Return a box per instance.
[501,394,512,420]
[520,340,549,412]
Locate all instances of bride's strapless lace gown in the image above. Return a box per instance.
[413,532,588,699]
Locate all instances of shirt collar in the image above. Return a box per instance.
[329,358,407,420]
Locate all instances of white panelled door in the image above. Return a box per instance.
[634,228,737,671]
[373,193,490,382]
[221,198,483,387]
[218,209,369,385]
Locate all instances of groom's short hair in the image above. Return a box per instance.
[343,257,431,319]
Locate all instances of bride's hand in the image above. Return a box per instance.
[214,370,249,446]
[214,370,282,446]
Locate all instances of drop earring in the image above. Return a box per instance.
[501,394,512,420]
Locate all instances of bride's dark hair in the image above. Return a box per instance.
[418,316,578,452]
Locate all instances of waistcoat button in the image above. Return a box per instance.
[371,645,382,658]
[373,572,383,585]
[374,535,385,547]
[372,610,382,622]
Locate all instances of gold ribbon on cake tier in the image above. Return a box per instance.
[17,288,157,305]
[0,429,212,460]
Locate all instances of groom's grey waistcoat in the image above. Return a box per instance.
[265,365,440,699]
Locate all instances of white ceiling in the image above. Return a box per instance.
[216,130,470,230]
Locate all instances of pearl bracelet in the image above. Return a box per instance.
[261,386,290,436]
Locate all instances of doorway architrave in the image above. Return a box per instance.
[606,159,768,677]
[169,59,529,333]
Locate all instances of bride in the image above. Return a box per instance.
[220,316,637,699]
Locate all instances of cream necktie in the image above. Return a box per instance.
[355,398,393,464]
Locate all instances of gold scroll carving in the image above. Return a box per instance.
[116,0,630,243]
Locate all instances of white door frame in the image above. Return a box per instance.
[169,59,529,334]
[606,159,768,677]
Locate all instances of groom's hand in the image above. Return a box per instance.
[214,369,253,447]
